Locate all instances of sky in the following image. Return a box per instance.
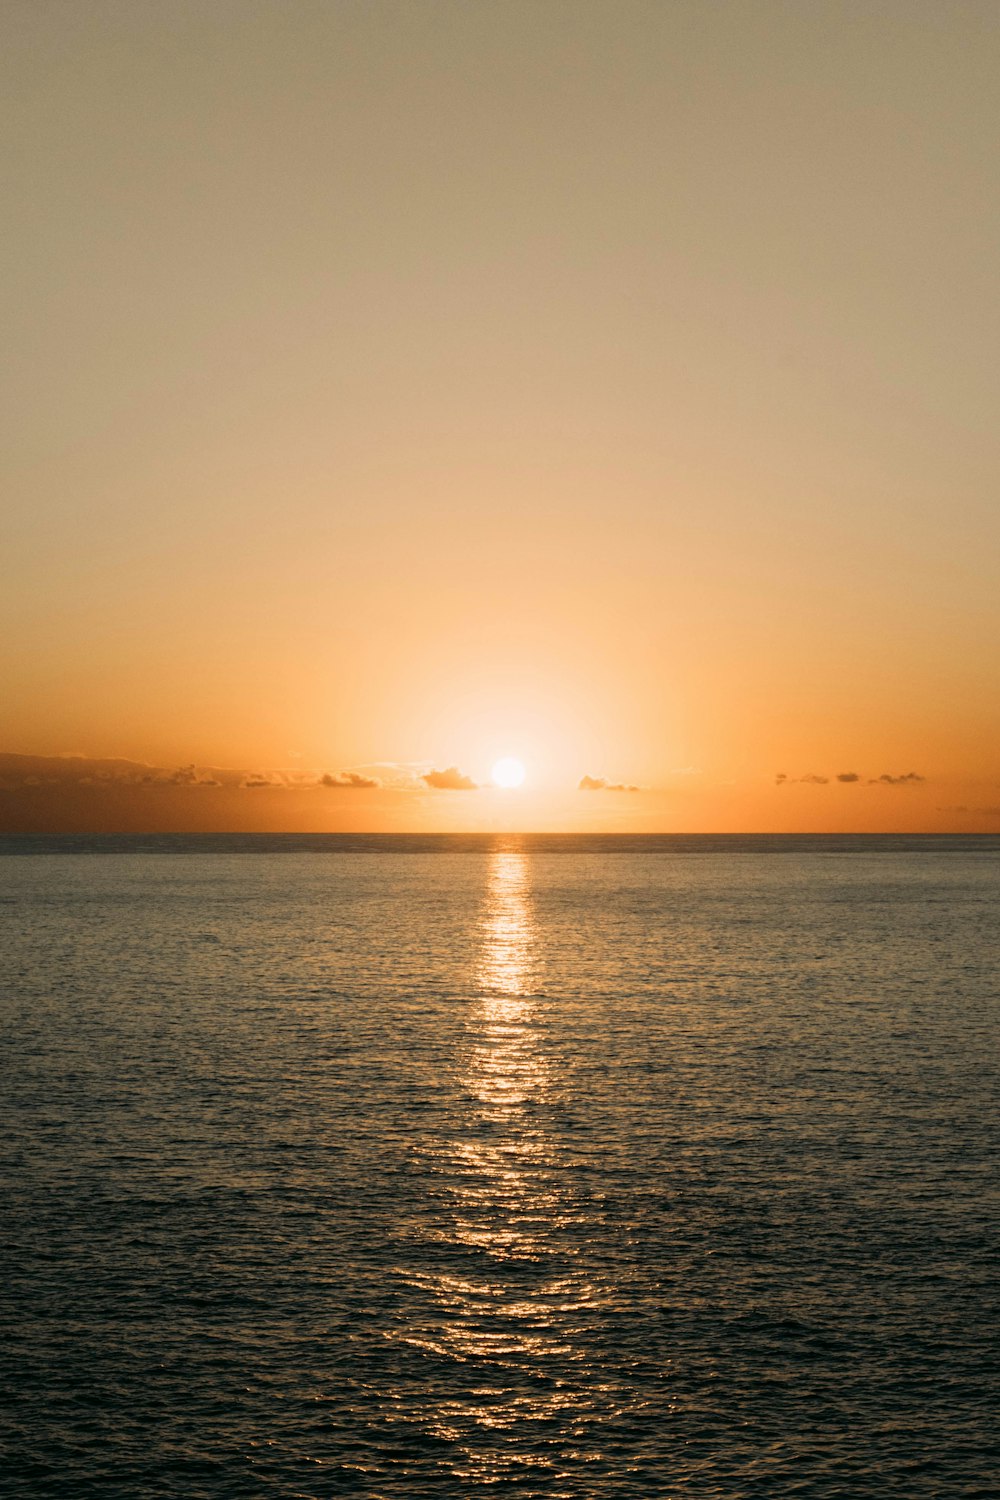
[2,0,998,832]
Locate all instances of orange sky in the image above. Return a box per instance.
[2,2,998,832]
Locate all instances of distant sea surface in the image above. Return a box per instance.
[1,835,997,1496]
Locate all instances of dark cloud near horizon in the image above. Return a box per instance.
[578,775,641,792]
[777,770,918,787]
[320,770,380,789]
[0,751,393,795]
[0,752,228,789]
[1,752,157,786]
[422,766,477,791]
[168,764,221,786]
[0,750,452,833]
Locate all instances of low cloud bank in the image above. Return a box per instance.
[777,769,926,787]
[166,764,221,786]
[0,753,380,796]
[320,771,380,789]
[422,766,477,791]
[0,750,404,832]
[0,752,234,789]
[578,774,641,792]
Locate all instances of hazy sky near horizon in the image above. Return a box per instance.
[2,0,998,831]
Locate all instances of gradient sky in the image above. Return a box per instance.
[2,0,998,831]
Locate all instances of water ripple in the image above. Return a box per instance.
[1,843,997,1495]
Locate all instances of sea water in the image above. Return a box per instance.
[1,836,997,1497]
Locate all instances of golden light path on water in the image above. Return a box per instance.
[393,846,629,1491]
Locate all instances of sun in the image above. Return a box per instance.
[491,756,526,789]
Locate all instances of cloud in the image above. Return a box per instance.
[777,771,859,786]
[778,769,927,788]
[578,774,641,792]
[422,766,477,791]
[168,764,221,786]
[241,774,281,789]
[320,770,380,789]
[0,751,231,789]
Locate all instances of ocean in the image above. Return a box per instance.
[1,835,997,1497]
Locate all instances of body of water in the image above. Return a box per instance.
[1,836,997,1496]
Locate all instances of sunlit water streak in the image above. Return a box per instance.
[1,837,998,1497]
[392,849,630,1490]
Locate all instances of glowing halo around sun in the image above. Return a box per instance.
[491,757,526,789]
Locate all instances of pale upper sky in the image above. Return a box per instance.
[2,1,998,830]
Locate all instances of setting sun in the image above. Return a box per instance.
[491,757,526,789]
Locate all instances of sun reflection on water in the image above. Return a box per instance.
[476,848,535,998]
[387,846,627,1486]
[469,849,547,1117]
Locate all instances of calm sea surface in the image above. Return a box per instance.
[1,835,998,1497]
